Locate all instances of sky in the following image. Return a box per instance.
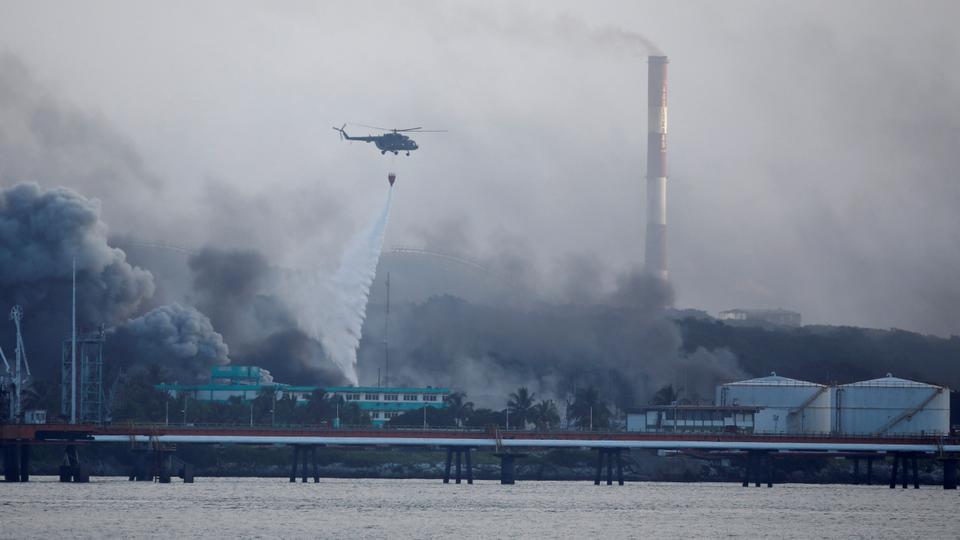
[1,0,959,336]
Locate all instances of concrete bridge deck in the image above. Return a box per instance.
[4,423,959,453]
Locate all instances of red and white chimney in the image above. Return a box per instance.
[645,55,669,282]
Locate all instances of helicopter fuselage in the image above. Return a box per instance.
[334,125,429,155]
[373,133,418,153]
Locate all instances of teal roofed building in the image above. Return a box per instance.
[156,366,451,426]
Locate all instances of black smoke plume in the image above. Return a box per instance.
[186,247,348,385]
[106,303,229,383]
[0,182,154,375]
[0,182,231,384]
[358,270,744,409]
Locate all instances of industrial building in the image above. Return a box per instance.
[157,366,450,426]
[833,374,949,436]
[717,373,831,434]
[718,309,802,327]
[625,405,759,433]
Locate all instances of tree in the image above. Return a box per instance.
[506,386,536,429]
[568,386,611,430]
[252,386,279,425]
[298,389,332,425]
[336,399,370,426]
[112,370,168,423]
[464,408,505,428]
[649,384,679,406]
[444,392,474,427]
[531,399,561,430]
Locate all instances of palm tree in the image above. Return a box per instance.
[569,386,611,430]
[507,387,536,429]
[444,392,474,427]
[531,399,561,430]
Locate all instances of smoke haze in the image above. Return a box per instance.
[0,2,959,400]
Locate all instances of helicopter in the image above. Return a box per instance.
[333,123,445,155]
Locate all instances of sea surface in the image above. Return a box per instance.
[2,477,959,539]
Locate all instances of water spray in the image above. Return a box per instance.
[314,184,394,385]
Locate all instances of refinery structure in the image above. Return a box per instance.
[156,366,450,426]
[627,373,950,436]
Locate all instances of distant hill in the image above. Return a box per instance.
[677,318,960,389]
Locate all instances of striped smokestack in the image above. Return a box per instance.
[645,55,669,282]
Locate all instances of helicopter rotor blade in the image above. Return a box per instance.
[353,123,391,131]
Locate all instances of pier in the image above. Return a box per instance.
[3,423,960,489]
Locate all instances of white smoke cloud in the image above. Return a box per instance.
[282,187,394,385]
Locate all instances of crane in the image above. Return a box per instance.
[0,338,9,420]
[9,305,31,422]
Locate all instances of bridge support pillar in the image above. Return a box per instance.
[943,459,957,490]
[766,452,774,488]
[742,452,751,487]
[889,453,898,489]
[301,448,309,483]
[442,447,473,485]
[912,455,919,489]
[852,457,860,485]
[742,451,772,488]
[495,453,526,485]
[594,449,624,486]
[3,443,22,482]
[465,447,473,485]
[866,457,873,485]
[60,445,89,483]
[901,454,910,489]
[455,448,462,484]
[179,462,195,483]
[157,451,171,484]
[443,448,452,484]
[289,446,300,483]
[14,443,30,482]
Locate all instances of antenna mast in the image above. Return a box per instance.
[384,272,390,388]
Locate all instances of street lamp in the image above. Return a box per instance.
[271,389,277,427]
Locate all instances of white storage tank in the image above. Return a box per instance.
[833,374,949,436]
[716,373,831,434]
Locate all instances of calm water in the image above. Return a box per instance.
[2,477,959,539]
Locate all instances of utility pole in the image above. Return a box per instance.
[271,389,277,427]
[71,259,77,425]
[249,399,254,427]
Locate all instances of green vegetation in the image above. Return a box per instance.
[678,318,960,386]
